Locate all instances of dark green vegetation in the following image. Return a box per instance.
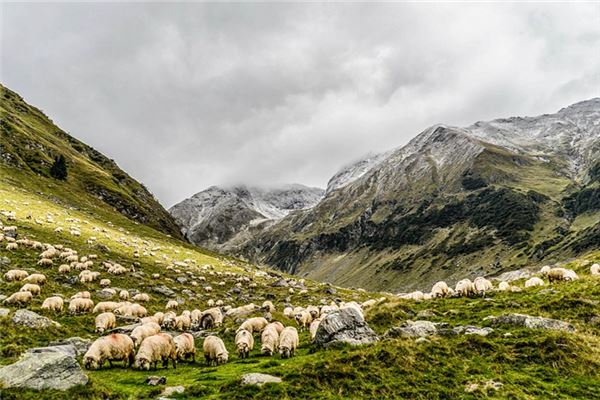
[49,155,68,181]
[0,84,182,239]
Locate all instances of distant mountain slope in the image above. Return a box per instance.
[0,84,183,239]
[239,99,600,291]
[169,184,324,251]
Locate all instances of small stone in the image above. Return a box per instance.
[162,386,185,396]
[153,285,176,297]
[0,307,10,318]
[146,376,166,386]
[415,337,430,344]
[416,310,435,318]
[240,373,283,386]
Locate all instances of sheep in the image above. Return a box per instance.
[201,308,223,329]
[71,291,91,299]
[6,243,18,251]
[592,263,600,276]
[115,303,147,318]
[175,314,191,331]
[3,291,33,305]
[41,296,64,312]
[154,312,165,325]
[4,269,29,282]
[20,283,41,296]
[100,279,111,287]
[237,317,269,334]
[235,329,254,359]
[95,312,117,333]
[497,281,510,291]
[203,336,229,366]
[267,321,285,334]
[547,267,579,283]
[319,305,338,317]
[173,333,196,362]
[261,300,275,313]
[58,264,71,273]
[190,309,203,325]
[309,317,323,341]
[525,277,545,288]
[431,281,450,298]
[83,334,135,370]
[294,311,313,332]
[361,299,378,309]
[93,301,121,313]
[130,322,161,346]
[306,305,320,319]
[260,325,279,356]
[69,298,94,314]
[540,265,551,275]
[37,258,53,267]
[455,279,476,297]
[134,333,177,370]
[166,300,179,310]
[119,290,129,301]
[473,277,493,295]
[279,327,299,359]
[132,293,150,302]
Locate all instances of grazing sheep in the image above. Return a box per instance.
[4,269,29,282]
[134,333,177,370]
[100,279,111,287]
[132,293,150,302]
[591,263,600,276]
[23,273,46,285]
[69,298,94,314]
[279,327,299,359]
[267,321,285,334]
[6,243,18,251]
[455,279,476,297]
[190,309,203,325]
[261,300,275,313]
[173,333,196,362]
[166,300,179,310]
[119,290,129,301]
[294,311,313,332]
[130,322,161,346]
[154,312,165,325]
[83,334,135,370]
[237,317,269,334]
[37,258,53,267]
[540,265,551,275]
[71,291,91,299]
[547,267,579,282]
[203,336,229,366]
[309,317,323,341]
[260,325,279,356]
[3,291,33,305]
[175,314,191,331]
[20,283,41,296]
[473,277,493,295]
[141,316,160,325]
[58,264,71,274]
[431,281,450,298]
[201,308,223,329]
[93,301,121,313]
[235,329,254,359]
[115,303,147,318]
[306,305,320,319]
[95,312,117,333]
[497,281,510,291]
[525,277,545,288]
[41,296,64,312]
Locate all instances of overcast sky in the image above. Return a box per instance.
[2,2,599,207]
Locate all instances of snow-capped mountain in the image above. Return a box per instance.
[169,184,324,250]
[325,151,391,195]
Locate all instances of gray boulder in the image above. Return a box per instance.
[96,289,116,300]
[489,313,576,332]
[48,337,92,357]
[0,256,10,267]
[0,308,10,318]
[12,310,60,329]
[384,320,438,338]
[314,307,378,347]
[153,285,176,297]
[0,351,88,390]
[240,373,282,386]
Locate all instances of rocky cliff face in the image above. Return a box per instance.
[169,184,324,251]
[239,99,600,291]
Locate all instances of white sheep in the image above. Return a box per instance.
[6,242,18,251]
[3,291,33,305]
[200,308,223,329]
[431,281,450,298]
[237,317,269,334]
[37,258,53,267]
[203,336,229,366]
[20,283,41,296]
[309,317,323,341]
[93,301,122,313]
[294,311,313,332]
[119,290,130,301]
[132,293,150,302]
[134,333,177,370]
[591,263,600,276]
[4,269,29,281]
[100,279,111,287]
[279,327,299,359]
[41,296,64,312]
[235,329,254,359]
[130,322,161,346]
[83,333,135,370]
[175,314,191,331]
[525,277,545,288]
[71,291,91,299]
[497,281,510,291]
[173,333,196,362]
[69,298,94,314]
[547,267,579,283]
[473,277,493,295]
[260,324,280,356]
[261,300,275,313]
[58,264,71,273]
[166,300,179,310]
[95,312,117,333]
[455,279,476,297]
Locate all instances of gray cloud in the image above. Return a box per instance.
[2,2,599,206]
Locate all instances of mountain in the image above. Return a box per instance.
[169,184,324,251]
[238,98,600,291]
[0,84,183,239]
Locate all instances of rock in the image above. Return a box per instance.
[416,310,436,318]
[153,285,176,297]
[465,380,503,393]
[415,337,430,344]
[12,310,60,329]
[494,269,531,282]
[384,320,437,338]
[271,278,288,288]
[453,325,494,337]
[176,276,188,284]
[181,289,194,298]
[115,315,140,325]
[0,295,6,303]
[314,307,378,347]
[96,289,115,300]
[0,256,10,267]
[146,376,167,386]
[162,386,185,396]
[240,373,283,386]
[0,308,10,318]
[48,337,92,356]
[0,351,88,390]
[489,313,576,332]
[324,287,337,295]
